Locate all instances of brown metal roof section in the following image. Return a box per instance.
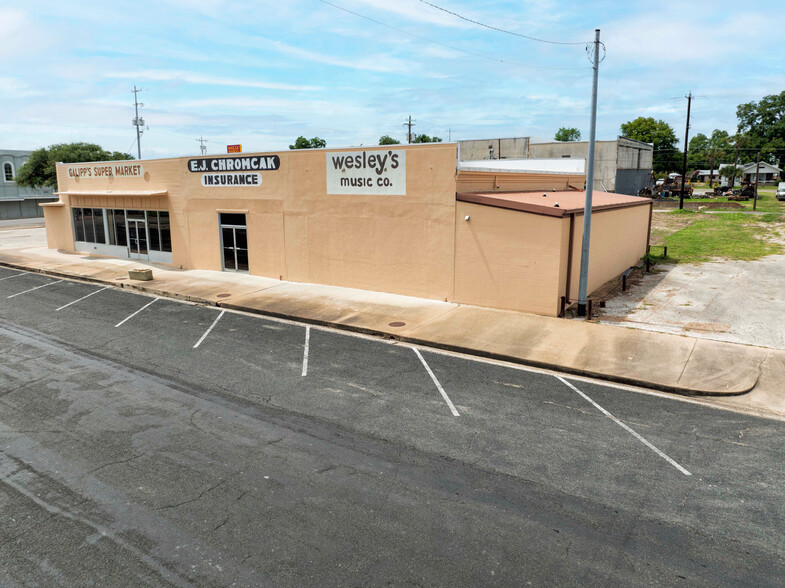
[456,190,651,217]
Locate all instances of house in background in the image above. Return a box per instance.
[718,161,782,186]
[694,169,722,184]
[1,149,57,219]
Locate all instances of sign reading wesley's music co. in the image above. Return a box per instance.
[188,155,280,188]
[326,150,406,195]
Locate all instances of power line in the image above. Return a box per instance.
[418,0,591,45]
[316,0,587,71]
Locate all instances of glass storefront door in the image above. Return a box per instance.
[219,213,248,272]
[127,212,148,259]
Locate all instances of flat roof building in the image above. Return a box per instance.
[1,149,57,219]
[43,143,651,317]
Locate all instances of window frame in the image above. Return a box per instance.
[3,162,14,182]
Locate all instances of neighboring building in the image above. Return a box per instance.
[0,149,57,219]
[458,136,654,195]
[43,143,651,317]
[718,162,782,186]
[695,169,722,184]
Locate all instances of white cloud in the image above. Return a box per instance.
[104,70,321,92]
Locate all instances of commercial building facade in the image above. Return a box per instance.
[1,149,57,219]
[44,144,651,317]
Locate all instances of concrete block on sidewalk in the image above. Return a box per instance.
[129,268,153,281]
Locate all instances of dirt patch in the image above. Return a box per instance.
[649,211,698,246]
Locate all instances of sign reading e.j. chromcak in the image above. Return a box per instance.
[187,155,280,188]
[326,150,406,195]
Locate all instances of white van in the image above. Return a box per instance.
[777,182,785,201]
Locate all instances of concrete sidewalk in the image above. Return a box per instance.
[1,241,783,415]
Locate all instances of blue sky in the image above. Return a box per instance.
[2,0,783,158]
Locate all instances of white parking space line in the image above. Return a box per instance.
[56,287,109,311]
[7,280,63,299]
[193,310,225,349]
[413,348,460,417]
[301,326,310,377]
[0,273,25,282]
[556,376,692,476]
[114,297,160,328]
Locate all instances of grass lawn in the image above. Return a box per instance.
[649,209,785,264]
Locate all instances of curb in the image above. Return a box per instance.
[0,260,759,398]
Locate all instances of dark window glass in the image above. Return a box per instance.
[93,208,105,244]
[148,211,160,251]
[159,212,171,252]
[83,208,95,242]
[219,213,246,226]
[235,228,247,250]
[236,245,249,272]
[73,208,85,241]
[113,210,127,246]
[127,209,145,220]
[4,163,13,181]
[107,210,116,245]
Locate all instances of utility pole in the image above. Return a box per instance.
[577,28,601,318]
[679,92,692,210]
[196,137,208,155]
[753,152,760,211]
[447,129,453,142]
[404,116,416,144]
[132,86,145,160]
[731,139,740,188]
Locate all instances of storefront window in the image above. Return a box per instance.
[73,208,85,241]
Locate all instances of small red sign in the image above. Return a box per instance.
[227,144,242,153]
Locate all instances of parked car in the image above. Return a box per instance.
[777,182,785,201]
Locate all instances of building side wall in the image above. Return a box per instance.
[528,141,617,191]
[458,138,530,161]
[456,171,583,193]
[453,202,565,316]
[568,204,651,300]
[41,203,74,250]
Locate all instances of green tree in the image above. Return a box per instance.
[289,136,326,150]
[736,91,785,174]
[620,117,680,173]
[720,164,744,186]
[411,134,442,144]
[378,135,400,145]
[554,127,581,142]
[15,142,133,189]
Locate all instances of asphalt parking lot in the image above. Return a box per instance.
[1,267,785,586]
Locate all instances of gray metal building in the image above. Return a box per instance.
[458,136,653,195]
[1,149,56,220]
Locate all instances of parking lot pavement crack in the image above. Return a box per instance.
[154,478,230,511]
[84,453,146,476]
[0,375,51,398]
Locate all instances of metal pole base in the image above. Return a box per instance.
[577,303,587,317]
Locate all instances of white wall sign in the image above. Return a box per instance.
[326,150,406,195]
[200,173,262,187]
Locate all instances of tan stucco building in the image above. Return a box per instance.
[43,143,652,317]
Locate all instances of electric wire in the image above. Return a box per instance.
[316,0,588,71]
[417,0,592,45]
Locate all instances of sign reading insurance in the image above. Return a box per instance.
[326,150,406,195]
[188,155,280,187]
